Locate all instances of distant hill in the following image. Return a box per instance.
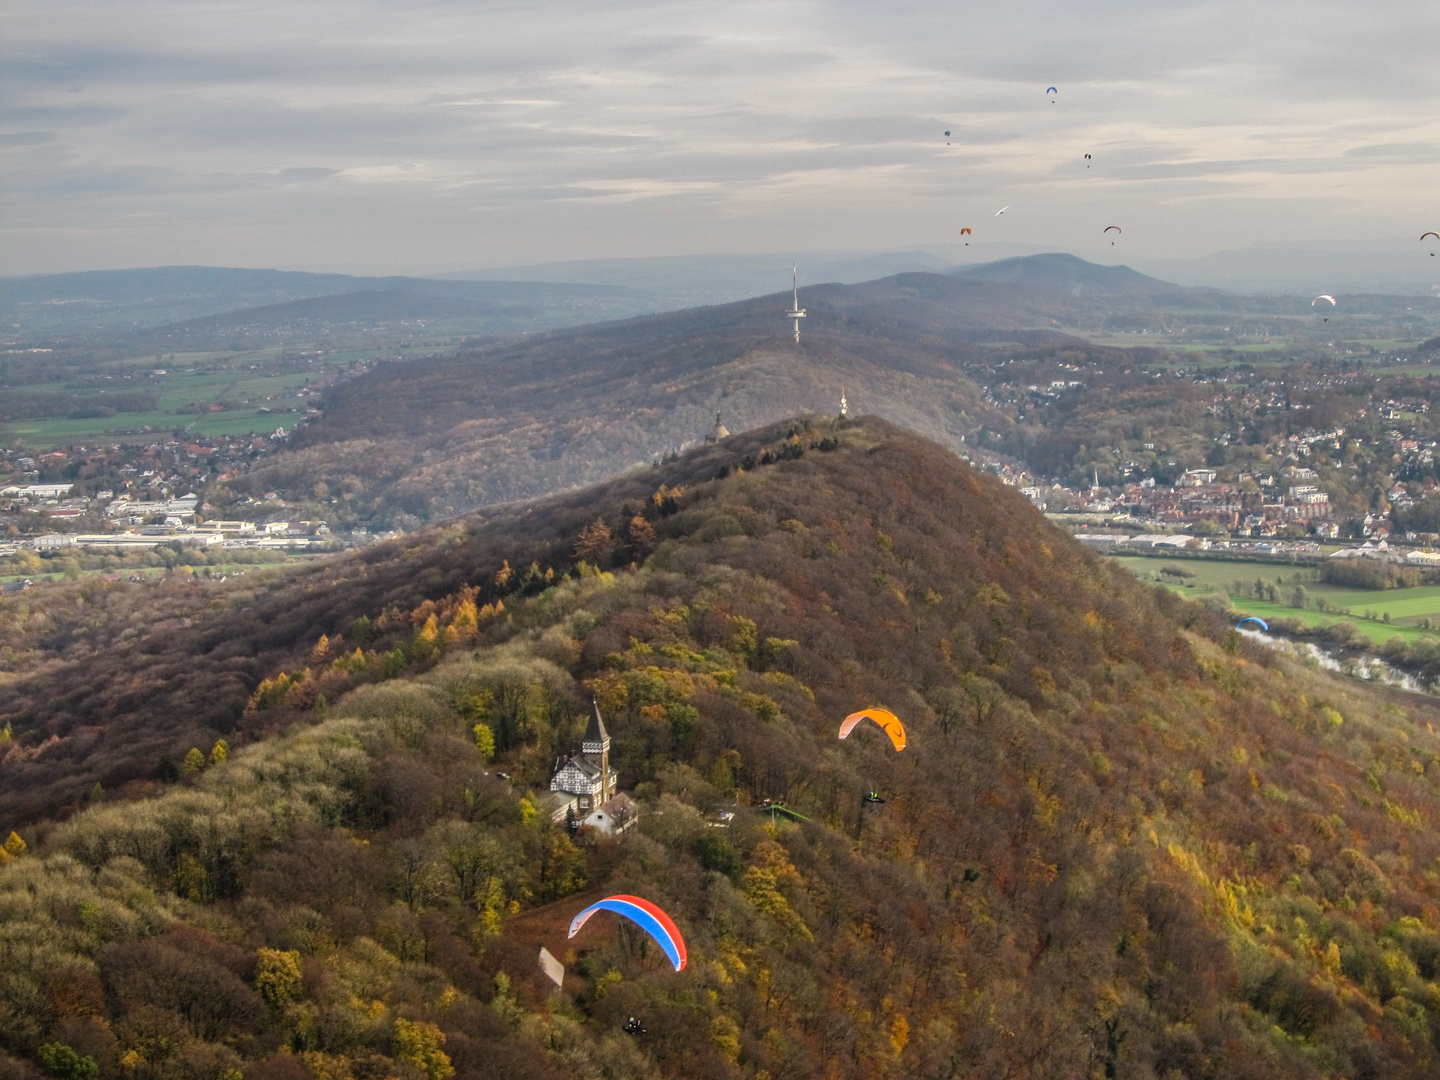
[233,256,1211,526]
[0,253,962,338]
[140,285,650,347]
[4,415,1440,1079]
[229,253,1440,529]
[0,265,650,335]
[949,251,1235,307]
[445,249,959,309]
[171,289,515,328]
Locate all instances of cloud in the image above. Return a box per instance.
[2,0,1439,274]
[277,166,339,181]
[0,132,58,148]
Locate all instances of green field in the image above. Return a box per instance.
[8,408,299,446]
[3,559,300,588]
[1111,554,1440,648]
[6,344,335,447]
[1222,596,1434,647]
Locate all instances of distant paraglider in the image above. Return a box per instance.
[1104,225,1121,246]
[1084,153,1092,167]
[944,130,951,145]
[839,708,907,752]
[961,226,972,246]
[568,896,688,972]
[995,205,1009,216]
[1237,616,1269,632]
[1046,86,1058,102]
[1313,294,1336,322]
[1423,231,1439,256]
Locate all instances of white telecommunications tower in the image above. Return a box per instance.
[785,264,806,342]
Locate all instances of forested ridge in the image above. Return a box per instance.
[231,270,1161,528]
[5,417,1440,1080]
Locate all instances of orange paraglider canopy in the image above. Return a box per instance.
[839,708,906,751]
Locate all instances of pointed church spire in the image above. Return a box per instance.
[583,699,610,755]
[582,699,614,801]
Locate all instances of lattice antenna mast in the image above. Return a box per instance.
[785,263,806,343]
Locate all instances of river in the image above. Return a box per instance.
[1240,628,1436,695]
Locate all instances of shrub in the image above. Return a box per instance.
[36,1046,96,1080]
[253,948,302,1009]
[392,1019,453,1080]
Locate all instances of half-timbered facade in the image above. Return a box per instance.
[549,701,618,813]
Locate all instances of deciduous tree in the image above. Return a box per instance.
[573,518,612,564]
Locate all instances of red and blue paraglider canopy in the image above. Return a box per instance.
[568,895,688,971]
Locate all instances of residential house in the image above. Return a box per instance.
[580,792,639,836]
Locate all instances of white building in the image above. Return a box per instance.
[195,520,257,534]
[581,793,638,835]
[31,533,210,551]
[550,702,620,819]
[106,497,198,521]
[1,483,74,499]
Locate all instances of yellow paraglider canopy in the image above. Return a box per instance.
[839,708,906,752]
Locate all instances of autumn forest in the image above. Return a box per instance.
[4,417,1440,1080]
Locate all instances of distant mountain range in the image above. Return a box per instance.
[0,254,955,339]
[7,241,1436,341]
[0,266,648,337]
[447,240,1440,300]
[137,284,652,348]
[436,249,957,308]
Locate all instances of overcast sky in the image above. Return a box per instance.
[3,0,1438,276]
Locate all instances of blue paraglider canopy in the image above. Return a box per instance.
[1236,616,1268,632]
[569,895,688,971]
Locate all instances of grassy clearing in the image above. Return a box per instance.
[1112,556,1310,592]
[1224,595,1434,647]
[1150,581,1433,647]
[6,342,356,447]
[1114,555,1440,647]
[11,408,294,447]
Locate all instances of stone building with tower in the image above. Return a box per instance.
[547,701,634,832]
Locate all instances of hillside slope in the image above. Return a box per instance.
[233,256,1356,530]
[234,260,1194,527]
[4,417,1440,1080]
